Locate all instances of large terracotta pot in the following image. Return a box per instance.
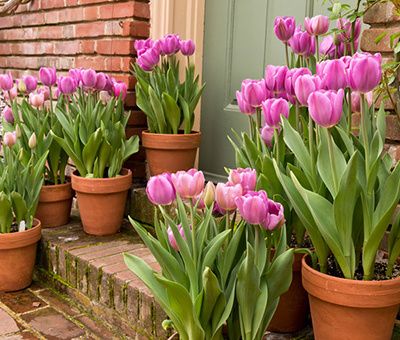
[71,169,132,236]
[0,219,41,292]
[142,131,201,176]
[302,256,400,340]
[35,182,74,228]
[268,252,309,333]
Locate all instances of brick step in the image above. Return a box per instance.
[36,214,169,340]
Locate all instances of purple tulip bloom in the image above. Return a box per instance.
[215,182,243,212]
[228,168,257,194]
[262,98,290,127]
[58,76,78,95]
[308,89,344,128]
[317,59,348,90]
[180,39,195,56]
[160,34,181,55]
[81,69,97,88]
[95,72,107,91]
[294,74,321,106]
[69,68,83,84]
[319,35,336,58]
[262,198,285,231]
[113,81,128,100]
[274,16,296,42]
[0,73,13,91]
[241,79,268,108]
[2,106,14,124]
[336,18,361,43]
[167,224,186,251]
[351,91,373,113]
[265,65,288,94]
[236,90,255,115]
[134,38,153,56]
[146,173,176,205]
[22,75,38,93]
[137,47,160,71]
[304,15,329,36]
[289,26,314,56]
[261,125,275,147]
[348,53,382,93]
[171,169,205,199]
[39,67,57,87]
[285,67,312,98]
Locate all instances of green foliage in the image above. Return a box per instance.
[133,56,205,134]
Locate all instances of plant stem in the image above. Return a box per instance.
[274,128,281,163]
[189,201,197,261]
[225,213,230,231]
[327,128,339,194]
[347,88,352,136]
[248,116,254,140]
[284,43,290,67]
[295,102,301,133]
[315,35,320,61]
[360,93,370,166]
[308,114,316,180]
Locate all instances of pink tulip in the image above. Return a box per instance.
[81,69,97,88]
[274,16,296,42]
[294,74,321,106]
[228,168,257,194]
[348,53,382,93]
[171,169,205,199]
[4,86,17,101]
[3,131,17,147]
[317,59,348,90]
[262,198,285,231]
[235,191,269,225]
[180,39,195,56]
[304,15,329,36]
[336,18,361,43]
[261,125,275,147]
[285,68,312,98]
[38,86,50,101]
[22,75,38,93]
[236,90,255,115]
[134,38,153,56]
[351,91,373,113]
[95,72,107,91]
[167,224,186,251]
[265,65,288,94]
[68,68,83,84]
[29,92,45,108]
[241,79,268,108]
[289,26,313,56]
[160,34,181,55]
[137,47,160,71]
[262,98,290,127]
[39,67,57,87]
[146,173,176,205]
[0,73,13,91]
[2,106,13,124]
[58,76,78,95]
[215,182,242,212]
[113,81,127,100]
[308,89,344,128]
[319,35,336,58]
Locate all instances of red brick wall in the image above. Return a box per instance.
[0,0,149,178]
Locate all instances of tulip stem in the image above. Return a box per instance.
[315,36,320,61]
[248,116,254,141]
[360,93,370,171]
[327,128,339,194]
[295,102,301,133]
[308,115,316,180]
[347,89,352,135]
[189,201,197,262]
[284,43,290,67]
[274,129,281,163]
[256,108,263,151]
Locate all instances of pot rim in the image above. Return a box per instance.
[142,130,201,137]
[43,179,72,188]
[0,219,42,250]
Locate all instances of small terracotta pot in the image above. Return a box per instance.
[35,182,74,228]
[142,131,201,176]
[302,256,400,340]
[0,219,41,292]
[268,252,309,333]
[71,169,132,236]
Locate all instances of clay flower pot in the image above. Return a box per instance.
[35,182,74,228]
[302,256,400,340]
[268,252,309,333]
[0,219,41,292]
[71,169,132,236]
[142,131,201,176]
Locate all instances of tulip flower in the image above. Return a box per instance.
[17,78,26,93]
[29,92,45,108]
[319,35,336,58]
[348,53,382,93]
[15,124,21,138]
[304,15,329,36]
[167,224,186,251]
[228,168,256,194]
[28,132,37,149]
[3,131,17,147]
[137,47,160,71]
[336,18,361,43]
[4,86,17,101]
[289,26,313,56]
[22,75,38,93]
[171,169,205,199]
[202,181,216,208]
[39,67,57,86]
[58,76,78,95]
[241,79,268,108]
[274,16,296,42]
[160,34,181,55]
[81,69,97,88]
[285,67,312,97]
[2,106,13,124]
[264,65,288,94]
[261,125,275,147]
[236,90,255,115]
[261,198,285,231]
[180,39,195,56]
[38,86,50,101]
[351,91,373,113]
[308,89,344,128]
[95,72,107,91]
[215,182,242,212]
[99,90,112,105]
[294,74,321,106]
[235,191,269,225]
[0,73,13,91]
[113,81,127,100]
[317,59,347,90]
[68,68,82,84]
[146,173,176,205]
[262,98,289,127]
[134,38,153,56]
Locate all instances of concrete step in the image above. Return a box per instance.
[36,213,169,340]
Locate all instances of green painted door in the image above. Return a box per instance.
[199,0,355,181]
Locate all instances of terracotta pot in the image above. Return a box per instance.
[302,256,400,340]
[0,219,41,292]
[268,252,309,333]
[71,169,132,236]
[142,131,201,176]
[35,182,74,228]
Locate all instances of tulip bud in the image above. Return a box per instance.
[167,224,186,251]
[3,131,17,147]
[58,76,78,95]
[203,181,215,208]
[159,34,181,55]
[17,79,27,93]
[236,90,255,115]
[15,124,21,138]
[289,26,313,56]
[262,198,285,231]
[2,106,14,124]
[308,89,344,128]
[318,59,348,91]
[261,125,275,148]
[349,53,382,93]
[180,39,195,56]
[39,67,57,86]
[171,169,205,199]
[146,173,176,205]
[304,15,329,36]
[241,79,268,108]
[351,91,373,113]
[235,190,269,225]
[113,81,128,101]
[28,132,37,149]
[29,92,45,108]
[23,75,38,93]
[262,98,290,127]
[81,69,97,88]
[137,48,160,71]
[274,16,296,42]
[265,65,288,94]
[95,72,107,91]
[336,18,361,43]
[319,35,336,58]
[294,74,321,106]
[134,38,154,56]
[228,168,257,194]
[215,182,242,212]
[99,90,112,105]
[0,73,13,91]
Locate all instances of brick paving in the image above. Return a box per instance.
[0,281,118,339]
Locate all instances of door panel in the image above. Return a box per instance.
[200,0,356,181]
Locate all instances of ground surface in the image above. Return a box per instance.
[0,281,118,340]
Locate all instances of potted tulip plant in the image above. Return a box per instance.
[51,69,139,236]
[133,34,205,175]
[1,69,72,228]
[124,169,294,340]
[0,130,48,291]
